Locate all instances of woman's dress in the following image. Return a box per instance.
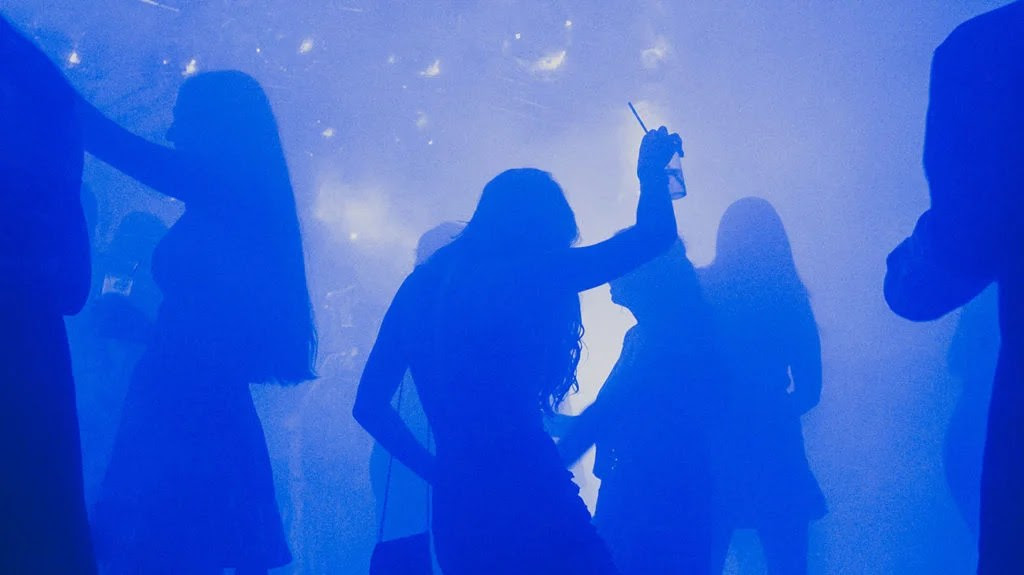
[93,208,290,569]
[699,272,826,527]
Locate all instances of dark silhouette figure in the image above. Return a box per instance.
[557,239,724,574]
[0,18,96,575]
[354,128,681,575]
[701,198,825,575]
[67,71,317,574]
[369,223,463,559]
[943,286,999,538]
[884,3,1024,572]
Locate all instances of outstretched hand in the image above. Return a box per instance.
[637,126,684,180]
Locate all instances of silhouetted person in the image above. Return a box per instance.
[60,69,317,574]
[943,286,999,538]
[701,197,825,575]
[0,18,96,575]
[354,128,682,575]
[558,239,723,574]
[369,223,463,556]
[884,3,1024,571]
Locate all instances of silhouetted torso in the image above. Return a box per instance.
[0,19,96,575]
[885,3,1024,572]
[94,203,293,571]
[699,271,825,527]
[588,312,722,573]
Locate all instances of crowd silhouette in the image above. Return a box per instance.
[1,2,1022,573]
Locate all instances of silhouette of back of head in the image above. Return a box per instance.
[168,70,316,384]
[458,168,579,255]
[711,196,806,299]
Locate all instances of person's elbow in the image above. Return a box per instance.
[884,259,970,322]
[884,270,946,322]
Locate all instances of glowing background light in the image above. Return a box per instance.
[2,1,1012,573]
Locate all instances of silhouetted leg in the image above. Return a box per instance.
[758,521,808,575]
[977,355,1024,574]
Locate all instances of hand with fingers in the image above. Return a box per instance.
[637,125,684,181]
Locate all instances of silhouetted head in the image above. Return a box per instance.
[443,169,582,413]
[166,71,316,383]
[167,71,276,165]
[416,221,464,265]
[459,168,579,255]
[610,238,690,315]
[710,196,807,298]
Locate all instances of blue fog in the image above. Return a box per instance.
[2,1,1011,573]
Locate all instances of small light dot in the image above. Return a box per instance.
[427,139,434,146]
[321,127,335,138]
[565,20,573,28]
[514,32,522,40]
[387,54,396,64]
[182,58,198,77]
[162,58,170,65]
[299,38,314,54]
[349,232,359,241]
[256,47,262,54]
[67,50,82,67]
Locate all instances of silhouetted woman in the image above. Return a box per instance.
[354,128,681,575]
[700,197,825,575]
[74,71,316,574]
[1,18,95,574]
[558,239,724,574]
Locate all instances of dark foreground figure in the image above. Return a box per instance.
[355,128,681,574]
[885,2,1024,572]
[0,18,96,575]
[702,198,826,575]
[55,64,316,571]
[558,239,722,574]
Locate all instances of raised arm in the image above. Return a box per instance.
[544,127,681,293]
[353,278,436,483]
[75,96,198,201]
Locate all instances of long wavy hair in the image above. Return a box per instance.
[175,71,316,384]
[448,168,583,413]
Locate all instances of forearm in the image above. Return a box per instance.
[635,171,677,245]
[354,401,436,483]
[75,95,188,197]
[557,174,676,292]
[885,210,992,321]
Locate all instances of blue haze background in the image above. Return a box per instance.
[3,1,1010,573]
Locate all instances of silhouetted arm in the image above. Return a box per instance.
[76,97,198,202]
[353,279,436,483]
[542,129,680,293]
[885,33,1004,320]
[788,300,822,416]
